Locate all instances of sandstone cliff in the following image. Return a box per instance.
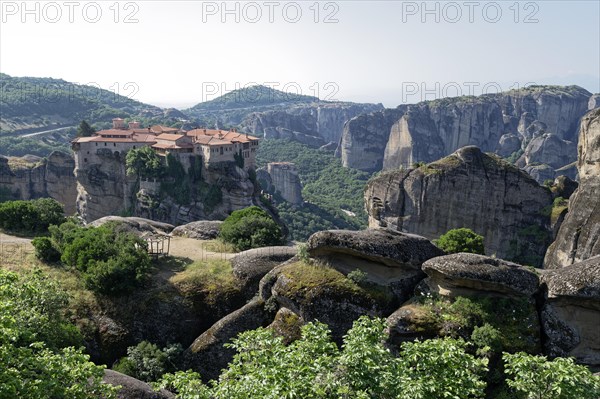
[242,102,383,148]
[0,151,77,214]
[260,162,303,205]
[365,146,553,266]
[75,150,256,224]
[340,86,591,181]
[545,108,600,268]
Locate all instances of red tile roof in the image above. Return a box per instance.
[156,133,186,141]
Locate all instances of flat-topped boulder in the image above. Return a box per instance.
[540,256,600,365]
[90,216,174,235]
[231,246,297,294]
[421,253,540,297]
[171,220,222,239]
[103,369,174,399]
[307,229,444,269]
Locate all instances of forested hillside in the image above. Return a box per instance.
[256,139,371,240]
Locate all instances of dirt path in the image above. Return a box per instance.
[0,232,33,245]
[167,237,236,262]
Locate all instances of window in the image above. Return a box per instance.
[95,143,98,146]
[84,158,87,162]
[114,143,116,147]
[87,151,90,154]
[133,146,136,149]
[104,143,107,146]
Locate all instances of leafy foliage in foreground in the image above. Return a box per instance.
[0,270,118,398]
[256,139,371,241]
[219,206,284,251]
[113,340,183,382]
[155,317,489,399]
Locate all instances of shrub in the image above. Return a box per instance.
[435,228,485,255]
[0,198,65,234]
[219,206,284,251]
[32,236,61,263]
[504,352,600,399]
[114,341,183,382]
[347,269,368,284]
[55,223,151,295]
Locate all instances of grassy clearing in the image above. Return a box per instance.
[169,258,240,304]
[280,261,393,307]
[200,239,238,254]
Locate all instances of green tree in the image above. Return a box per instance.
[76,120,95,137]
[219,206,284,251]
[503,352,600,399]
[126,146,163,179]
[0,198,65,234]
[435,227,485,255]
[32,236,61,263]
[0,270,117,399]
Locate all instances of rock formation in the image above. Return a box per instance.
[171,220,223,239]
[306,229,444,303]
[545,108,600,268]
[339,86,592,182]
[75,151,256,224]
[262,162,303,204]
[0,151,77,214]
[365,146,553,266]
[387,253,541,351]
[242,102,383,148]
[103,370,174,399]
[540,256,600,365]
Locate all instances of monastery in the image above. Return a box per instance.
[71,118,259,171]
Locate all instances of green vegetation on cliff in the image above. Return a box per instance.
[257,139,370,240]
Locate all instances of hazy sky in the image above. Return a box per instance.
[1,0,599,108]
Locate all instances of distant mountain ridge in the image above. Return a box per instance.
[338,84,596,182]
[0,73,169,134]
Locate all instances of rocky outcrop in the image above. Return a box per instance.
[103,370,174,399]
[76,150,256,224]
[242,102,383,147]
[540,256,600,365]
[0,151,77,213]
[90,216,174,235]
[387,253,541,351]
[340,86,592,181]
[186,298,270,381]
[545,108,600,268]
[231,246,297,295]
[266,162,303,204]
[307,229,444,303]
[420,253,539,297]
[171,220,222,239]
[337,108,407,172]
[366,146,553,266]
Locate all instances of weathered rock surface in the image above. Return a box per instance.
[387,253,541,350]
[540,256,600,365]
[421,253,540,297]
[103,370,175,399]
[307,229,444,303]
[171,220,222,239]
[589,95,600,110]
[366,146,553,266]
[266,162,303,204]
[76,147,256,224]
[337,108,407,172]
[267,307,304,344]
[231,246,297,295]
[90,216,174,235]
[545,108,600,268]
[0,151,77,213]
[340,86,592,180]
[242,102,383,147]
[517,133,578,171]
[186,298,270,381]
